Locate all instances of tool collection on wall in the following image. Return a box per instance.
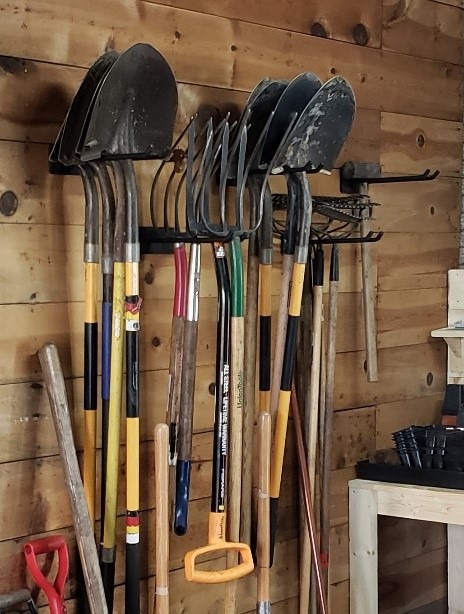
[28,39,440,614]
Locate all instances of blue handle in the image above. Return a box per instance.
[174,460,191,536]
[102,301,112,401]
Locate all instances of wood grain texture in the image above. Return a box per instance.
[0,1,461,119]
[379,548,447,613]
[376,395,443,449]
[377,287,447,347]
[380,112,462,177]
[378,232,458,292]
[383,0,463,64]
[334,342,446,411]
[331,406,376,470]
[147,0,383,46]
[371,178,460,233]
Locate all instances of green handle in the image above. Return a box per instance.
[230,237,244,317]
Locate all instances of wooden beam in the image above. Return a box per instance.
[383,0,463,64]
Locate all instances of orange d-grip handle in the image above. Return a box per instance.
[184,512,254,583]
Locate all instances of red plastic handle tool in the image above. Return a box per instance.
[24,535,69,614]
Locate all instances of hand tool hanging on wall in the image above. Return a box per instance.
[154,424,170,614]
[269,77,356,562]
[290,387,328,614]
[257,73,317,418]
[267,73,323,425]
[100,161,126,610]
[149,126,190,472]
[52,50,119,530]
[183,117,256,584]
[306,245,325,596]
[238,79,288,546]
[225,129,246,613]
[38,343,108,614]
[256,412,271,614]
[319,244,339,595]
[0,590,38,614]
[339,161,439,383]
[174,118,221,536]
[80,43,178,614]
[24,536,69,614]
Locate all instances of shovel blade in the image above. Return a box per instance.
[80,43,178,161]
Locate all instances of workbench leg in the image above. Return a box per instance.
[349,486,378,614]
[448,524,464,614]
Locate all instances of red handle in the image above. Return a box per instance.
[24,536,69,614]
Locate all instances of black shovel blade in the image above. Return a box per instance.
[246,79,288,166]
[80,43,178,161]
[278,76,355,172]
[58,51,119,165]
[260,72,322,165]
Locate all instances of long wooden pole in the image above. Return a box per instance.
[154,424,169,614]
[256,412,271,614]
[38,343,108,614]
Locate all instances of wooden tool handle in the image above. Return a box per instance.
[361,212,378,382]
[154,424,169,614]
[241,252,259,545]
[38,343,108,614]
[270,254,293,422]
[257,412,271,607]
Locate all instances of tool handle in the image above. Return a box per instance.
[361,210,378,382]
[173,243,187,318]
[38,343,108,614]
[154,424,170,614]
[185,514,254,584]
[257,413,271,607]
[24,536,69,614]
[174,317,199,536]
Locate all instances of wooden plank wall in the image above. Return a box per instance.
[0,1,462,612]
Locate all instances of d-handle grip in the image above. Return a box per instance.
[184,512,254,583]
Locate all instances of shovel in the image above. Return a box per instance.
[269,76,355,565]
[80,43,178,614]
[52,51,119,534]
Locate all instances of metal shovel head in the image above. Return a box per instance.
[80,43,178,161]
[246,79,288,166]
[278,76,355,172]
[260,72,322,165]
[58,50,119,165]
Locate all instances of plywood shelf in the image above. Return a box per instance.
[431,327,464,358]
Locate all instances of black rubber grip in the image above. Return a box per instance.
[126,330,139,419]
[125,541,140,614]
[269,496,279,567]
[84,322,98,410]
[259,315,271,392]
[280,316,299,391]
[100,558,115,613]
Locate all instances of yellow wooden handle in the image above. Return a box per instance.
[184,512,254,583]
